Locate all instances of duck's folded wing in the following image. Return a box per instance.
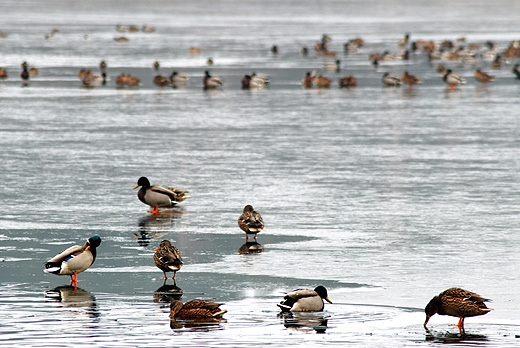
[286,289,317,300]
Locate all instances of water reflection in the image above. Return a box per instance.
[154,284,183,303]
[425,329,488,343]
[135,209,187,246]
[170,317,226,330]
[45,285,99,318]
[238,241,264,254]
[279,312,329,333]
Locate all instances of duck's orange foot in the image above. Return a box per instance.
[449,85,456,90]
[70,272,78,290]
[148,207,159,215]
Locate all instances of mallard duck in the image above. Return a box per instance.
[113,36,129,42]
[44,236,102,290]
[323,59,341,72]
[134,176,189,215]
[401,71,421,90]
[339,75,357,88]
[512,64,520,79]
[154,240,183,284]
[99,60,107,73]
[0,67,7,78]
[115,73,141,88]
[382,72,401,86]
[302,72,313,89]
[398,33,410,47]
[314,75,331,88]
[170,71,189,86]
[153,75,173,88]
[203,70,224,89]
[170,299,227,320]
[238,205,264,242]
[443,69,466,90]
[424,287,492,333]
[21,61,29,81]
[241,75,265,89]
[277,286,332,312]
[142,25,156,33]
[153,61,160,71]
[78,69,106,87]
[189,46,202,55]
[474,69,494,87]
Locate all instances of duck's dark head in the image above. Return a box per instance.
[134,176,151,189]
[314,285,332,304]
[424,296,440,328]
[170,300,184,318]
[87,236,102,248]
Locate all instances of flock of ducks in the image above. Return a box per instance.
[42,175,494,333]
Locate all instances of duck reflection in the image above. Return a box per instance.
[45,285,99,318]
[279,312,329,333]
[154,284,183,303]
[425,329,488,343]
[238,241,264,254]
[135,209,186,246]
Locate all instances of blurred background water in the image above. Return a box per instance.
[1,0,520,346]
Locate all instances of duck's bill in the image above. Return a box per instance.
[133,184,139,189]
[325,296,332,304]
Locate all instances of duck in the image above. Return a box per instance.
[238,205,264,242]
[424,287,492,334]
[153,75,173,88]
[170,299,227,320]
[78,69,106,87]
[241,74,265,89]
[277,286,332,312]
[401,71,421,90]
[251,72,269,85]
[21,61,29,82]
[398,33,410,47]
[443,69,466,90]
[339,75,357,88]
[44,236,102,290]
[302,72,314,89]
[314,75,331,88]
[0,67,7,78]
[99,60,107,73]
[154,240,183,285]
[474,69,494,87]
[323,59,341,72]
[189,46,202,55]
[382,72,401,86]
[203,70,224,89]
[512,64,520,79]
[134,176,190,215]
[170,71,189,86]
[115,73,141,88]
[153,61,160,71]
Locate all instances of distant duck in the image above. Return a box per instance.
[401,71,421,90]
[424,287,492,334]
[189,46,202,55]
[203,70,224,89]
[251,72,269,85]
[154,240,183,285]
[170,71,189,86]
[170,299,227,320]
[142,25,156,33]
[113,36,129,42]
[99,60,107,73]
[206,57,214,65]
[301,47,309,56]
[153,61,160,71]
[115,73,141,88]
[44,236,102,290]
[78,69,106,87]
[490,54,503,69]
[271,45,279,54]
[238,205,264,242]
[436,64,447,74]
[382,72,401,86]
[153,75,173,88]
[314,75,331,88]
[277,286,332,312]
[134,176,190,215]
[443,69,466,89]
[338,75,357,88]
[241,74,264,89]
[474,69,494,87]
[302,72,314,88]
[21,61,29,81]
[324,59,341,72]
[0,67,7,78]
[398,33,410,47]
[512,64,520,79]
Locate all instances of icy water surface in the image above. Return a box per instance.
[1,0,520,346]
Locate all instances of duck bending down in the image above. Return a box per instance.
[278,286,332,312]
[154,240,183,285]
[424,287,492,334]
[44,236,102,290]
[133,176,190,215]
[238,205,264,242]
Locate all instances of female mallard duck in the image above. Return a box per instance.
[153,75,173,88]
[474,69,494,87]
[302,72,314,88]
[238,205,264,242]
[339,75,357,88]
[443,69,466,90]
[170,299,227,320]
[278,286,332,312]
[314,75,331,88]
[382,72,401,86]
[203,70,224,89]
[154,240,183,284]
[134,176,189,215]
[0,67,7,78]
[424,287,492,333]
[401,71,421,90]
[115,73,141,88]
[44,236,102,290]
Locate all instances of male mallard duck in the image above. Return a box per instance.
[323,59,341,72]
[153,75,173,88]
[170,71,189,86]
[512,64,520,79]
[474,69,494,87]
[154,240,183,285]
[314,75,331,88]
[443,69,466,90]
[203,70,224,89]
[115,73,141,88]
[241,75,265,89]
[424,287,492,333]
[339,75,357,88]
[277,286,332,312]
[78,69,106,87]
[401,71,421,90]
[21,61,29,81]
[44,236,102,290]
[238,205,264,242]
[170,299,227,320]
[382,72,401,86]
[134,176,189,215]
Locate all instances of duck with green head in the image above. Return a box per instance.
[278,286,332,312]
[134,176,190,215]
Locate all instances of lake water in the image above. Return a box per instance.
[1,0,520,346]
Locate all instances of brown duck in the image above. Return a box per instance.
[238,205,264,242]
[170,299,227,320]
[424,287,492,333]
[153,240,183,285]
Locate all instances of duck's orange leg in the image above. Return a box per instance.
[149,206,159,215]
[449,84,455,90]
[70,272,78,290]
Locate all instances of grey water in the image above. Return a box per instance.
[1,0,520,346]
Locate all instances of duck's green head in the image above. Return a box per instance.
[87,236,102,248]
[134,176,151,189]
[314,285,332,304]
